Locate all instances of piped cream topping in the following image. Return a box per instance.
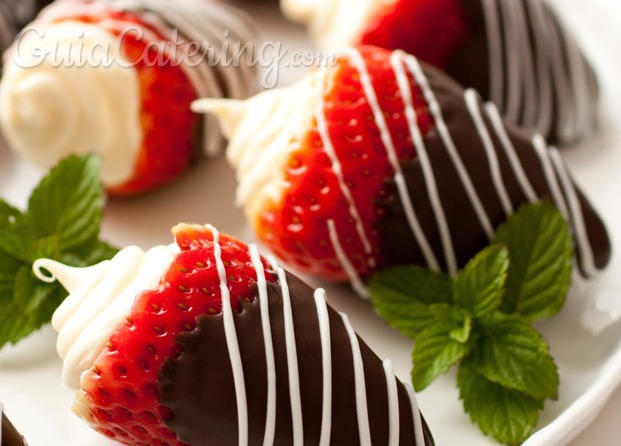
[33,244,179,389]
[0,21,143,187]
[192,73,322,221]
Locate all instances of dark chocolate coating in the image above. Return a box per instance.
[447,0,599,145]
[159,272,434,445]
[1,410,26,446]
[375,64,611,275]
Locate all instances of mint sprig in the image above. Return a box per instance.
[0,155,117,349]
[370,201,572,445]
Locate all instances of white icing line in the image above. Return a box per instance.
[526,0,554,139]
[315,68,374,261]
[249,244,277,446]
[268,257,304,446]
[389,51,442,272]
[531,135,570,220]
[383,360,400,446]
[548,149,598,277]
[484,103,538,203]
[314,289,333,446]
[405,383,426,446]
[345,49,441,270]
[340,312,372,446]
[481,0,503,110]
[512,0,539,129]
[405,56,494,272]
[500,0,521,124]
[327,219,370,298]
[465,89,513,216]
[208,225,248,446]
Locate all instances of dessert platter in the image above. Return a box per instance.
[1,0,621,445]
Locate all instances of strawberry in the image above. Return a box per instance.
[47,9,198,196]
[74,224,275,445]
[38,223,435,444]
[195,45,610,293]
[1,0,259,195]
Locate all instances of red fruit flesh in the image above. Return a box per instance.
[360,0,468,69]
[256,46,434,282]
[79,225,275,445]
[50,11,198,196]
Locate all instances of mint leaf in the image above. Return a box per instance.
[28,155,104,253]
[0,154,117,349]
[370,265,452,338]
[473,314,559,400]
[454,245,508,319]
[429,304,472,343]
[413,321,475,390]
[494,201,572,321]
[458,357,543,446]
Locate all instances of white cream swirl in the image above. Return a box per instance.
[33,244,178,389]
[280,0,392,49]
[0,21,142,187]
[192,73,321,221]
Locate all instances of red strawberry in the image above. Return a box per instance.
[49,10,199,196]
[1,0,259,195]
[195,45,610,293]
[40,223,435,444]
[72,224,275,445]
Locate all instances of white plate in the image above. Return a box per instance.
[2,1,621,444]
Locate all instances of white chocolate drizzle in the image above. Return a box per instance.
[482,0,597,144]
[313,288,333,446]
[208,225,248,446]
[384,359,400,446]
[37,0,259,157]
[249,245,277,446]
[268,257,304,446]
[316,70,374,260]
[340,312,372,446]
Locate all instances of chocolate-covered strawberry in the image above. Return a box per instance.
[0,0,259,195]
[281,0,598,145]
[34,224,434,445]
[194,46,610,296]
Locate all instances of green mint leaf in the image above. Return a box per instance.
[474,314,559,400]
[27,155,105,253]
[0,155,117,349]
[429,304,472,343]
[453,245,508,319]
[412,322,475,391]
[370,265,453,338]
[0,200,22,220]
[458,357,543,446]
[494,201,572,321]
